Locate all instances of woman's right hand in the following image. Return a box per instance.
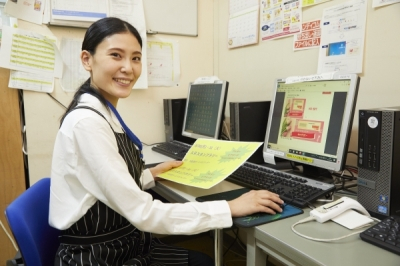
[227,190,284,217]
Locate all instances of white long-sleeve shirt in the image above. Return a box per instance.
[49,94,232,234]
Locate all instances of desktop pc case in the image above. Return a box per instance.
[163,98,194,144]
[230,101,271,164]
[357,107,400,219]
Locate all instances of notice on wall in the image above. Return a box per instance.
[293,19,321,51]
[317,0,367,74]
[260,0,302,41]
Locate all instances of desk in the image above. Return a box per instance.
[249,208,400,266]
[143,146,400,266]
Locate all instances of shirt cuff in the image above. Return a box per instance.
[141,169,155,190]
[207,200,233,228]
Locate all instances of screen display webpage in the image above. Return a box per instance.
[267,79,350,166]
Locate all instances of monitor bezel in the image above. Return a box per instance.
[263,73,360,172]
[181,80,228,140]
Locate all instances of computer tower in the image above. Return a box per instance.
[230,101,271,164]
[357,107,400,219]
[163,98,194,144]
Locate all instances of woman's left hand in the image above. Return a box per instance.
[150,161,183,181]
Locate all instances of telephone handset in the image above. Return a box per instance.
[310,197,370,223]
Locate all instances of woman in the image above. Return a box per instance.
[49,17,283,266]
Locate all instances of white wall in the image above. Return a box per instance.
[23,0,215,185]
[214,0,400,168]
[23,0,400,184]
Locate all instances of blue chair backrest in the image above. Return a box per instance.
[5,177,60,266]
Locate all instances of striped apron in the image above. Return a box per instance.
[54,107,189,266]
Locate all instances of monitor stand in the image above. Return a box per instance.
[261,158,292,170]
[289,164,334,184]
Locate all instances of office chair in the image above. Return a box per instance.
[5,177,60,266]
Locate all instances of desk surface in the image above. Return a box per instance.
[144,145,400,266]
[255,206,400,266]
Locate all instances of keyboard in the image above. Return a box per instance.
[360,215,400,255]
[151,141,335,208]
[151,140,191,160]
[227,161,335,208]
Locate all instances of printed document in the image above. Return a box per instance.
[293,19,321,51]
[260,0,302,41]
[4,0,44,25]
[317,0,367,74]
[0,26,63,78]
[9,70,54,93]
[158,139,262,189]
[147,38,180,87]
[50,0,107,22]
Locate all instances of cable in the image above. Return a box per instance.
[0,219,18,251]
[223,227,240,258]
[347,151,358,156]
[142,141,166,146]
[291,216,372,242]
[47,93,67,109]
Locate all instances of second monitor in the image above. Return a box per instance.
[181,80,229,141]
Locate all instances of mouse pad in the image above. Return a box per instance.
[196,188,304,228]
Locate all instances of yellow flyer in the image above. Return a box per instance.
[158,139,262,189]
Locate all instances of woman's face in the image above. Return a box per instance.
[81,32,142,106]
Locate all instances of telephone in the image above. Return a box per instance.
[310,196,370,223]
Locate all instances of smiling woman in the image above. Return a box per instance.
[49,17,284,266]
[81,31,142,106]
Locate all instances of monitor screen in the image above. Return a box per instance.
[263,73,360,176]
[182,80,229,140]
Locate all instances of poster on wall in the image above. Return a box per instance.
[293,19,321,51]
[317,0,367,74]
[260,0,302,41]
[147,38,180,87]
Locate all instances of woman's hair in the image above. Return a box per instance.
[60,17,142,125]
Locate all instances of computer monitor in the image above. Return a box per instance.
[181,80,229,140]
[263,73,360,179]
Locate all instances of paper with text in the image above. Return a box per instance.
[0,26,63,78]
[147,39,180,87]
[158,139,262,189]
[4,0,44,25]
[8,70,54,92]
[260,0,302,41]
[293,19,321,51]
[51,0,107,22]
[317,0,367,74]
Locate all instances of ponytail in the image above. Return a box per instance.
[60,78,108,126]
